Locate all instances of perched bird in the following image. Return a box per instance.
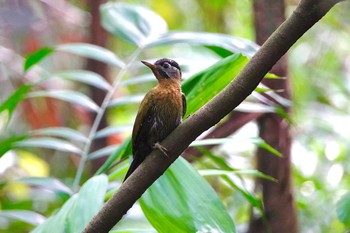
[123,58,186,182]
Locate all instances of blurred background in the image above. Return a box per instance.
[0,0,350,232]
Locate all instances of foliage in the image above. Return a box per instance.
[0,1,349,233]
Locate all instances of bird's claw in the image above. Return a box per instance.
[153,142,168,157]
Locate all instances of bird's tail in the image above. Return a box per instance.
[123,157,141,182]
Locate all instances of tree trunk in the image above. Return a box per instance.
[248,1,298,233]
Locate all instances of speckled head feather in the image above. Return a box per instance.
[155,58,181,76]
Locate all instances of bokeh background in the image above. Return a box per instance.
[1,0,350,232]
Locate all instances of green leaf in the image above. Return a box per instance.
[49,70,112,91]
[24,47,54,72]
[57,43,125,68]
[251,137,282,157]
[0,210,46,226]
[198,148,234,171]
[147,32,258,57]
[16,177,73,195]
[264,73,285,79]
[27,90,100,112]
[254,86,276,93]
[14,137,82,154]
[140,157,236,233]
[190,138,234,147]
[30,127,88,143]
[220,175,262,210]
[0,84,32,117]
[182,54,248,116]
[337,191,350,226]
[67,175,108,233]
[95,137,132,174]
[199,169,277,182]
[0,135,28,158]
[32,194,78,233]
[101,2,167,46]
[191,137,281,158]
[32,175,108,233]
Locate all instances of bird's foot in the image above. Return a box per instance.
[153,142,168,157]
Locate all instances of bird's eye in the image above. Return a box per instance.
[163,63,170,69]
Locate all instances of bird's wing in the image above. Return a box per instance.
[132,93,156,156]
[182,93,187,118]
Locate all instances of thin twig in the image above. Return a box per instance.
[72,47,143,192]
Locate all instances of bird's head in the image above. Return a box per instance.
[141,58,181,81]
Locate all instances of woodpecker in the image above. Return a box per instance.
[123,58,186,182]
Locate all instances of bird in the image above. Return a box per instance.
[123,58,186,182]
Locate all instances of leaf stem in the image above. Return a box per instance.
[72,47,143,192]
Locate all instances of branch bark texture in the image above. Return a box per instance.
[83,1,343,232]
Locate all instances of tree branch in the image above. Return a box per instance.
[83,0,344,232]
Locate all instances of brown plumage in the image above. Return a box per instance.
[123,58,186,182]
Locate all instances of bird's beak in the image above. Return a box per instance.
[141,60,156,71]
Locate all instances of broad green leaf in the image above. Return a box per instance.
[27,90,99,112]
[88,145,120,160]
[32,194,78,233]
[182,53,248,116]
[147,32,259,58]
[0,84,32,116]
[108,95,144,108]
[95,137,132,174]
[16,177,73,195]
[337,191,350,226]
[107,162,128,182]
[24,47,54,72]
[101,2,167,46]
[205,45,235,58]
[57,43,124,68]
[14,137,82,154]
[30,127,88,143]
[94,125,132,139]
[251,137,282,157]
[67,175,108,233]
[0,135,27,158]
[49,70,111,91]
[0,210,46,226]
[32,175,108,233]
[140,157,236,233]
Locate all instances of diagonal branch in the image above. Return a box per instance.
[83,0,344,232]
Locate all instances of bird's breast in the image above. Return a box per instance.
[150,86,183,139]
